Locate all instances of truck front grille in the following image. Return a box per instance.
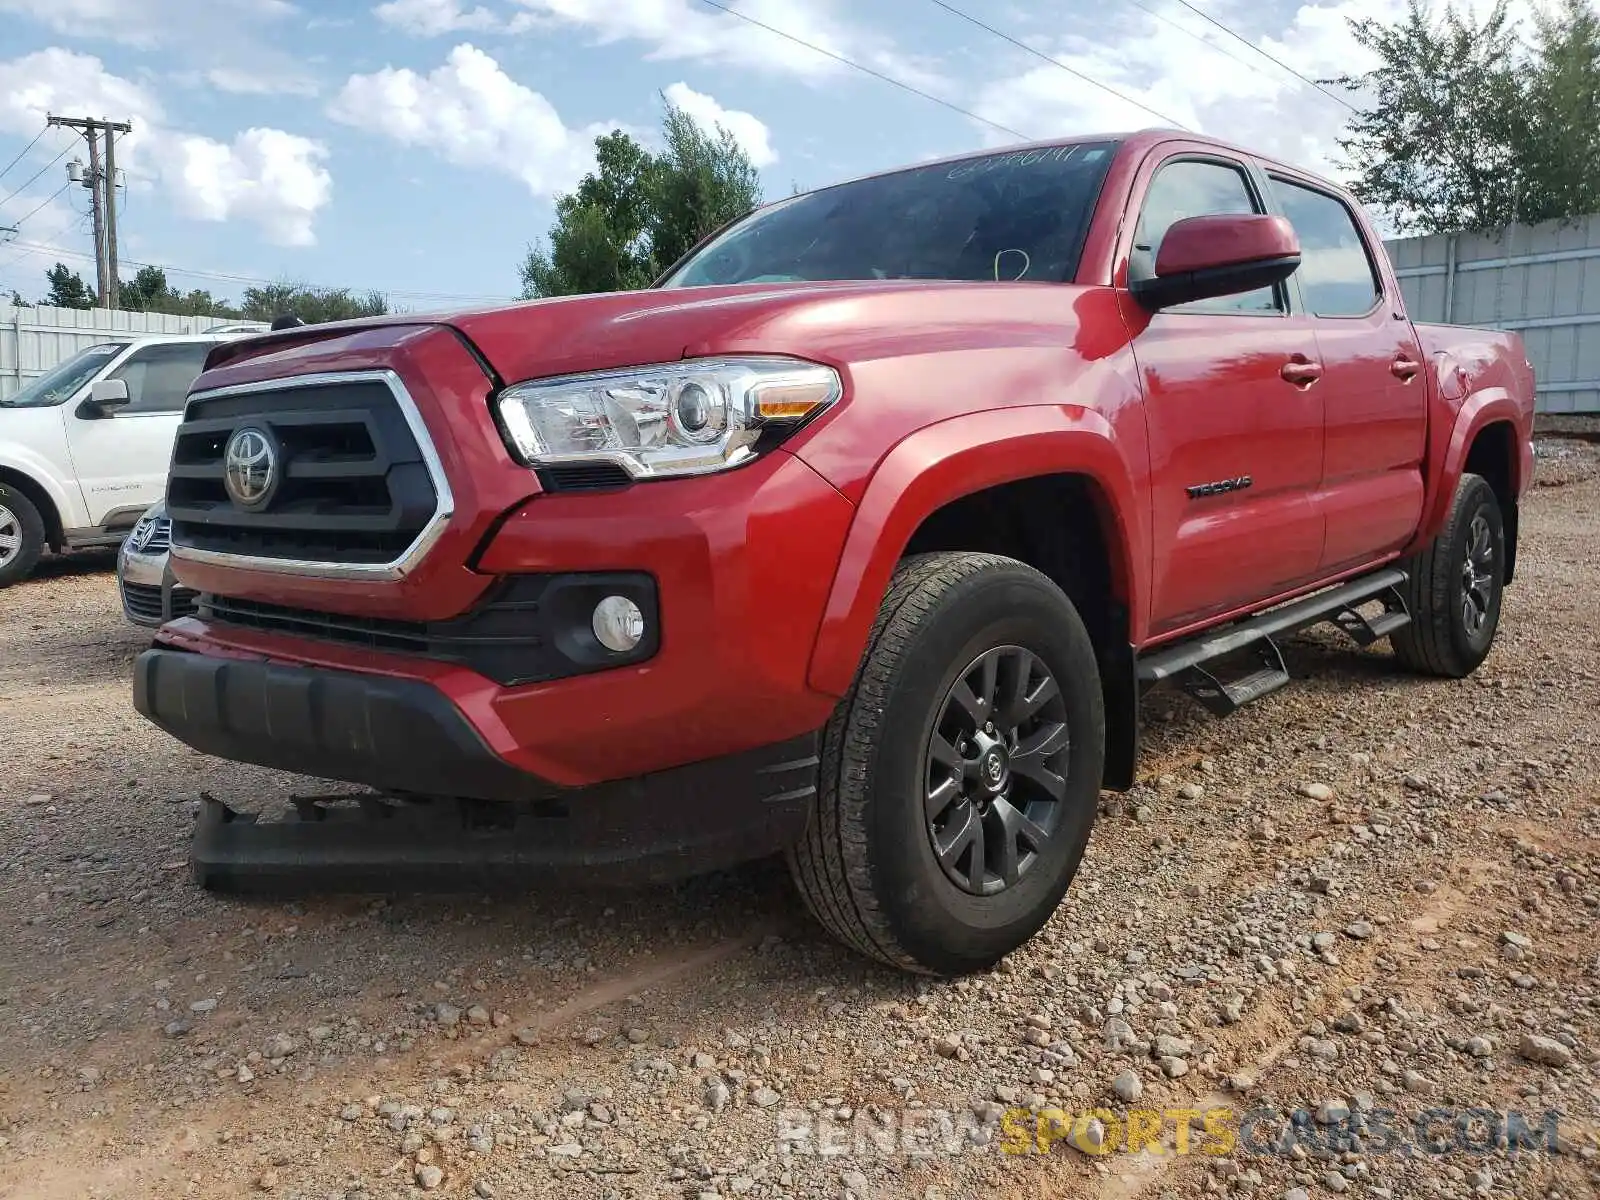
[166,371,448,575]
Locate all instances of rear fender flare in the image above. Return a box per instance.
[1410,387,1523,554]
[805,406,1142,696]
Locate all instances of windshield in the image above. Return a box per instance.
[661,140,1119,289]
[0,342,129,409]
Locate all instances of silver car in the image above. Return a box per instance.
[118,501,198,628]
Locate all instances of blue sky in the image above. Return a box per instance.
[0,0,1455,311]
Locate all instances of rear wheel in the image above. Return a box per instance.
[1391,472,1504,678]
[787,552,1105,975]
[0,484,45,588]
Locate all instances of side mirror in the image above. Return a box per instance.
[82,378,131,417]
[1131,214,1301,311]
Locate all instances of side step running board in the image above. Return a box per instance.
[1137,568,1411,717]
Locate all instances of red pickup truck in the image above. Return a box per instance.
[134,130,1535,975]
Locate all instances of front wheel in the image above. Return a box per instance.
[786,552,1105,975]
[0,483,46,588]
[1391,472,1505,678]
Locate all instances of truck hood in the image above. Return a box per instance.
[199,280,1125,390]
[443,280,1113,382]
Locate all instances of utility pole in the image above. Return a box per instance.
[46,114,133,309]
[104,128,120,309]
[85,127,106,305]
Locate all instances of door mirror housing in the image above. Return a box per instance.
[1131,214,1301,311]
[81,377,130,418]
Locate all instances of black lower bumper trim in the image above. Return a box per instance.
[133,648,820,888]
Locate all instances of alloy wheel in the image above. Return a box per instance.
[1460,511,1495,637]
[0,504,20,567]
[924,644,1071,896]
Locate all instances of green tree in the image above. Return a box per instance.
[1328,0,1600,234]
[647,102,762,274]
[1521,0,1600,223]
[521,131,660,297]
[520,97,764,299]
[43,263,94,309]
[237,282,389,324]
[118,266,241,318]
[8,290,30,307]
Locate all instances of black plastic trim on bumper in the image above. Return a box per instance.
[133,648,821,889]
[198,572,660,687]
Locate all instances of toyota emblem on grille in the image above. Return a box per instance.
[223,426,281,511]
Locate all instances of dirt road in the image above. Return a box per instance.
[3,444,1598,1200]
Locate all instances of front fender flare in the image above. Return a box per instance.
[805,405,1143,696]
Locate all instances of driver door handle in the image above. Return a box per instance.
[1390,356,1421,381]
[1280,357,1323,387]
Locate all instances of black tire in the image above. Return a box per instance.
[0,483,46,588]
[786,552,1106,975]
[1391,472,1504,678]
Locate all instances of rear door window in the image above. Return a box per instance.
[1269,177,1382,317]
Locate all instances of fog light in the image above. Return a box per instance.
[592,595,645,653]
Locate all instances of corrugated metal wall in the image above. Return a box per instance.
[0,304,266,401]
[1384,214,1600,414]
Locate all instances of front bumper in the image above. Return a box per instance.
[154,448,855,787]
[135,647,820,882]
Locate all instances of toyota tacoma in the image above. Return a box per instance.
[132,131,1536,975]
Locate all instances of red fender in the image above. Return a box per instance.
[1408,386,1528,556]
[806,405,1145,696]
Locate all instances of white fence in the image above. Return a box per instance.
[1384,214,1600,415]
[0,304,267,401]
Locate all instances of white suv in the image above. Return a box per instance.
[0,331,257,587]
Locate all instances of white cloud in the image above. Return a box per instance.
[374,0,501,36]
[203,67,320,98]
[967,4,1344,174]
[663,81,776,167]
[328,44,612,198]
[505,0,943,90]
[162,129,331,246]
[0,48,332,246]
[0,0,297,47]
[967,0,1547,181]
[0,0,314,95]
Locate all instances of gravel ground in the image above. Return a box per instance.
[3,441,1599,1200]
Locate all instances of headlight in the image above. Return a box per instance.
[495,355,841,479]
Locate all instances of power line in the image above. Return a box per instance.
[1114,0,1282,81]
[0,128,48,187]
[1169,0,1358,113]
[692,0,1032,141]
[0,238,514,303]
[0,141,74,207]
[10,181,71,231]
[927,0,1191,130]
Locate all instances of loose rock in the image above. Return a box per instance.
[1518,1034,1572,1068]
